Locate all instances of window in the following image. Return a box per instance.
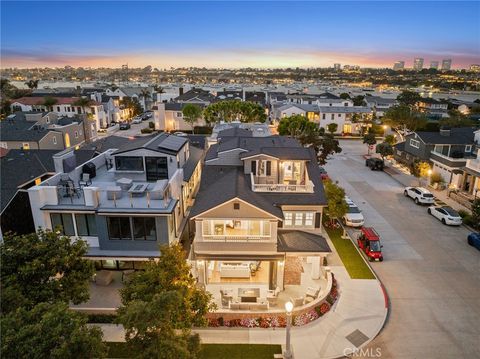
[284,212,293,226]
[234,203,240,210]
[176,112,183,117]
[251,160,257,175]
[322,114,326,120]
[107,217,132,240]
[74,131,78,138]
[258,160,271,177]
[115,156,144,171]
[75,214,97,236]
[409,139,420,149]
[305,212,314,226]
[145,157,168,181]
[53,137,57,144]
[57,106,60,112]
[294,213,303,226]
[266,161,271,176]
[338,113,341,117]
[331,114,334,120]
[51,213,75,236]
[133,217,156,241]
[22,143,30,150]
[465,145,472,152]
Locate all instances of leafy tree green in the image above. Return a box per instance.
[375,142,394,161]
[1,229,95,313]
[471,199,480,230]
[396,90,422,106]
[339,92,350,99]
[384,134,396,146]
[363,132,377,155]
[324,180,348,226]
[1,302,106,359]
[352,95,366,106]
[440,110,476,127]
[277,115,341,165]
[24,79,39,89]
[73,97,93,108]
[182,104,203,133]
[327,123,338,134]
[412,160,431,179]
[203,100,266,123]
[384,105,427,133]
[117,243,215,359]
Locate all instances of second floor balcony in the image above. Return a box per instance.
[250,173,314,193]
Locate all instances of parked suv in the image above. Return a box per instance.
[404,187,435,205]
[343,205,365,227]
[365,158,384,171]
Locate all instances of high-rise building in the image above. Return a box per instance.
[430,61,439,69]
[334,63,341,71]
[441,59,452,71]
[470,64,480,72]
[413,58,424,71]
[393,61,405,70]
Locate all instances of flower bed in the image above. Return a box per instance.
[206,274,338,328]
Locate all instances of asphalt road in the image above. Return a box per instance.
[324,140,479,359]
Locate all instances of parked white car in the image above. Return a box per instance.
[427,206,462,226]
[404,187,435,205]
[132,117,142,124]
[343,196,365,227]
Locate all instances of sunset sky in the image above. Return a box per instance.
[1,1,479,69]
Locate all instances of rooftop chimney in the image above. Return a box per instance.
[440,127,451,136]
[179,87,184,96]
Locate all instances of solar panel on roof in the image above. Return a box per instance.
[157,135,187,151]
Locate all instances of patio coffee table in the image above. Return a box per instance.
[128,183,148,196]
[238,288,260,302]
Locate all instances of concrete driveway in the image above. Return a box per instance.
[324,140,479,359]
[110,119,154,138]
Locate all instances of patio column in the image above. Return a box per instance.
[310,256,321,280]
[196,260,206,286]
[277,258,285,290]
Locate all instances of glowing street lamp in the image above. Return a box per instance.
[284,301,294,359]
[382,125,388,140]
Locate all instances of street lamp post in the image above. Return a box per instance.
[284,301,293,359]
[427,169,432,187]
[382,125,387,141]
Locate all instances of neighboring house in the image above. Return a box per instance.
[287,92,353,107]
[415,98,449,119]
[174,88,215,105]
[28,133,203,269]
[105,87,156,111]
[272,104,372,134]
[153,103,206,132]
[189,129,331,302]
[207,122,272,147]
[318,106,372,134]
[10,96,106,129]
[457,142,480,198]
[364,96,398,118]
[0,148,95,235]
[0,112,97,150]
[394,127,477,185]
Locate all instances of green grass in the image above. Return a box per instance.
[324,225,376,280]
[105,342,282,359]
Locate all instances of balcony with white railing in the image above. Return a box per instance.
[250,173,314,193]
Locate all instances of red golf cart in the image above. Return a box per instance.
[357,227,383,262]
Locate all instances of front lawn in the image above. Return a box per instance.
[105,342,282,358]
[324,224,376,280]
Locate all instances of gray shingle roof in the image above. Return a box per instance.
[183,146,203,181]
[0,112,50,142]
[414,127,475,145]
[111,133,188,155]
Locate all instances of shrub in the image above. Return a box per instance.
[141,127,153,134]
[148,121,155,129]
[430,172,444,185]
[458,210,469,219]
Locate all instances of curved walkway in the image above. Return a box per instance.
[98,266,388,359]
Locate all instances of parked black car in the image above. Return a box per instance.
[366,158,384,171]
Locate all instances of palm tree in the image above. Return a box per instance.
[153,85,165,102]
[25,79,39,89]
[42,97,58,111]
[140,89,152,110]
[73,97,94,115]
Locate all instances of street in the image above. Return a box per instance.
[324,140,480,359]
[106,118,155,138]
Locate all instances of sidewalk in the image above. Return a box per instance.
[97,266,388,359]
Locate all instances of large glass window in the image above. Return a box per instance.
[107,217,132,240]
[294,213,304,226]
[133,217,156,241]
[50,213,75,236]
[284,211,315,227]
[284,213,293,226]
[305,213,314,226]
[75,214,97,236]
[115,156,144,171]
[145,157,168,181]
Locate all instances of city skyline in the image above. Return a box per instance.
[1,1,479,69]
